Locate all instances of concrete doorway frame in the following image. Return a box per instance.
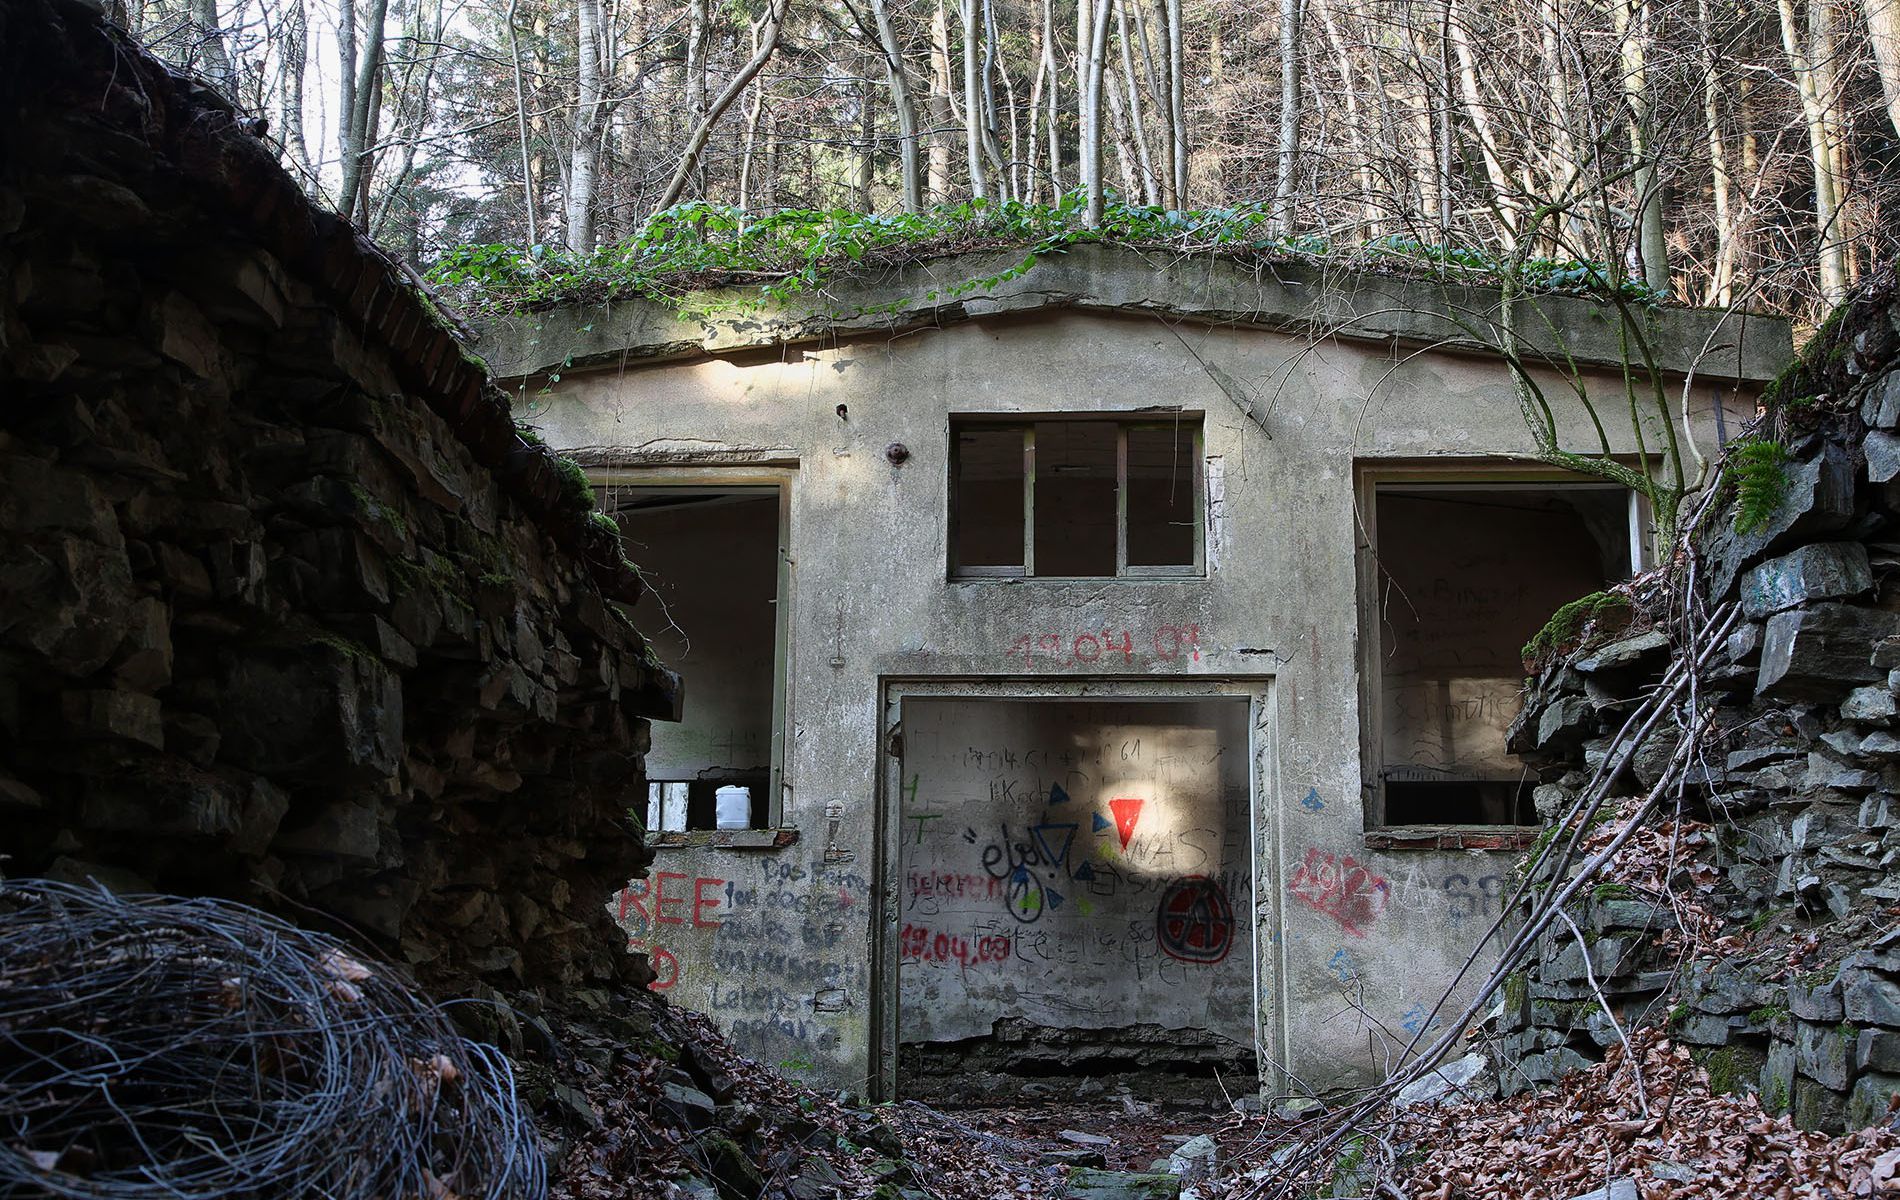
[871,676,1281,1103]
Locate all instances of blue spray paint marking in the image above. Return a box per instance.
[1073,861,1096,883]
[1092,812,1112,833]
[1011,865,1031,884]
[1328,948,1355,983]
[1031,822,1077,868]
[1045,887,1065,909]
[1400,1003,1434,1036]
[1049,782,1071,806]
[1302,788,1325,813]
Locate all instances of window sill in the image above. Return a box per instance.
[1362,826,1541,852]
[948,573,1207,584]
[647,828,800,851]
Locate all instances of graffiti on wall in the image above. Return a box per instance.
[1005,624,1205,669]
[1287,848,1390,937]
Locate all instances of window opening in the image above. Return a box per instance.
[950,417,1202,578]
[1371,482,1634,827]
[611,486,782,832]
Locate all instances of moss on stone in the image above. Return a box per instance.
[1522,591,1631,665]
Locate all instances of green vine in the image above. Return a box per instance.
[429,193,1667,316]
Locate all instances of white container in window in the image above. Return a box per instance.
[714,785,751,830]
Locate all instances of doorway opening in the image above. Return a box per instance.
[889,694,1258,1105]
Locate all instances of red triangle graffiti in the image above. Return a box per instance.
[1107,797,1144,850]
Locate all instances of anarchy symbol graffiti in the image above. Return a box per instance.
[1155,875,1235,964]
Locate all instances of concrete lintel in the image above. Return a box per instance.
[475,243,1793,386]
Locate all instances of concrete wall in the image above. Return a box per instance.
[482,251,1787,1098]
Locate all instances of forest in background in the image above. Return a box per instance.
[119,0,1900,324]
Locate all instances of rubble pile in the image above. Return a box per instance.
[1494,272,1900,1133]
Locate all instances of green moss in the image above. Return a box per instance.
[346,482,409,539]
[308,630,373,661]
[1702,1045,1750,1096]
[1522,591,1632,665]
[1748,1004,1790,1024]
[550,453,596,509]
[1592,882,1633,901]
[1503,971,1529,1014]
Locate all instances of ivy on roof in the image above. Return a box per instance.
[429,191,1667,316]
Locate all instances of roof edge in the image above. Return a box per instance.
[475,243,1793,387]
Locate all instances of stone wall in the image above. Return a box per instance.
[1496,273,1900,1132]
[0,0,672,993]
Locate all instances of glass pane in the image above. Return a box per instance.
[1032,421,1117,576]
[954,428,1025,568]
[1126,426,1197,566]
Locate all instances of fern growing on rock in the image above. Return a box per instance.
[1730,438,1790,534]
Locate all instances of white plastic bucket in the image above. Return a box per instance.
[714,785,751,830]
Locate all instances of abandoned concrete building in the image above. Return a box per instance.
[478,251,1792,1101]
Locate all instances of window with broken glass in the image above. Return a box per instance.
[950,417,1203,578]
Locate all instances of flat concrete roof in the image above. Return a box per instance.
[477,243,1793,386]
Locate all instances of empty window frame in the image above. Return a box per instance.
[1366,478,1639,827]
[605,478,788,832]
[951,417,1203,578]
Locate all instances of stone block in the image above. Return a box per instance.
[1792,1077,1848,1132]
[1741,543,1873,617]
[1395,1052,1495,1107]
[1572,630,1670,673]
[1849,1071,1900,1130]
[1795,1021,1855,1090]
[59,688,162,749]
[1537,695,1594,749]
[274,798,382,862]
[1860,1029,1900,1074]
[111,596,172,690]
[1845,971,1900,1026]
[1846,687,1900,723]
[1758,604,1900,701]
[1706,447,1855,600]
[1862,372,1900,428]
[1790,977,1846,1022]
[1762,1040,1796,1114]
[1869,431,1900,485]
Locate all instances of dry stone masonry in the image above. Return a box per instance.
[1498,271,1900,1133]
[0,0,673,994]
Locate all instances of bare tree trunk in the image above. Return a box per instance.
[860,79,877,209]
[504,0,539,244]
[928,0,954,200]
[1699,0,1736,305]
[1044,0,1064,195]
[870,0,924,210]
[567,0,608,250]
[1447,0,1519,246]
[1081,0,1112,224]
[982,0,1013,198]
[737,17,766,207]
[1271,0,1302,234]
[959,0,990,198]
[278,0,311,177]
[1612,0,1669,292]
[1165,0,1186,205]
[1114,0,1160,205]
[1778,0,1848,302]
[1868,0,1900,137]
[189,0,233,92]
[654,0,790,211]
[338,0,390,227]
[1314,0,1377,238]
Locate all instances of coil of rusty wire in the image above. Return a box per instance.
[0,878,545,1199]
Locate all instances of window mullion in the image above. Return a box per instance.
[1022,425,1036,577]
[1115,426,1130,577]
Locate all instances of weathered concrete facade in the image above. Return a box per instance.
[480,246,1790,1099]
